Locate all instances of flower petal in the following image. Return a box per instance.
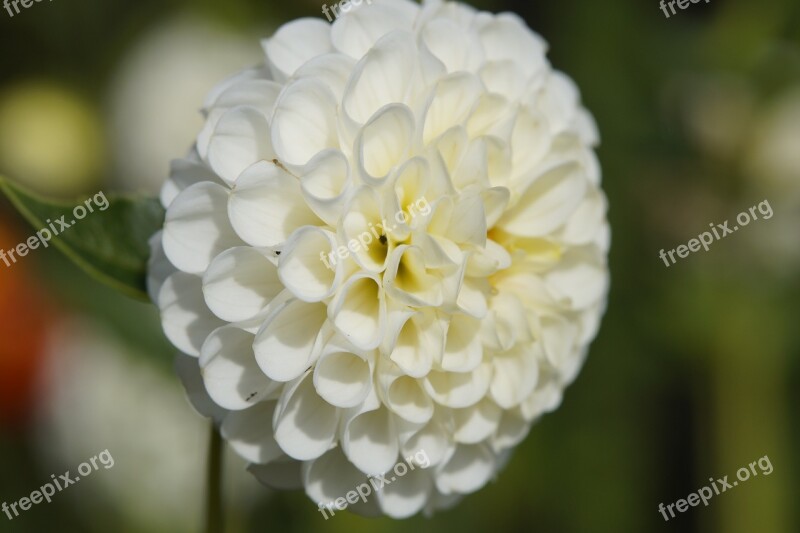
[453,398,502,444]
[203,247,283,322]
[300,149,353,226]
[341,405,398,474]
[387,311,443,378]
[274,372,339,461]
[422,72,484,145]
[440,314,483,373]
[207,106,274,185]
[264,18,332,80]
[278,227,341,302]
[478,13,548,76]
[498,161,587,237]
[303,447,372,508]
[543,248,608,310]
[424,362,492,409]
[434,443,495,495]
[331,0,417,59]
[271,79,340,167]
[200,325,280,410]
[313,342,373,408]
[163,182,243,275]
[175,353,227,422]
[249,458,304,490]
[222,401,285,463]
[489,345,540,409]
[254,299,328,382]
[355,103,415,184]
[343,31,421,125]
[228,161,321,247]
[377,467,433,518]
[158,272,224,357]
[328,272,386,351]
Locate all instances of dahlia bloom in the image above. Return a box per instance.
[149,0,609,518]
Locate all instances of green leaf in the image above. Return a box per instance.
[0,176,165,301]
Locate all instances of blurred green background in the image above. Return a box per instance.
[0,0,798,531]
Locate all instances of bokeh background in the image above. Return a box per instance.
[0,0,798,531]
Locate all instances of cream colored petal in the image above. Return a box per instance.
[452,398,502,444]
[377,467,434,519]
[331,1,417,59]
[434,443,495,495]
[174,353,227,423]
[253,299,328,382]
[328,272,386,351]
[440,314,483,373]
[200,325,280,410]
[203,247,282,322]
[498,161,587,238]
[263,18,332,80]
[302,447,372,510]
[158,272,225,357]
[481,186,510,228]
[478,13,548,76]
[340,186,392,273]
[343,31,420,125]
[377,358,434,425]
[355,103,415,184]
[162,157,222,208]
[221,401,284,464]
[271,79,340,167]
[273,371,339,461]
[424,362,492,409]
[293,52,356,102]
[491,408,531,453]
[147,231,173,304]
[341,405,398,475]
[422,72,484,145]
[384,245,444,308]
[300,149,353,226]
[401,413,454,468]
[419,17,484,73]
[489,345,539,409]
[539,314,579,369]
[228,161,321,248]
[557,187,608,246]
[163,182,243,275]
[387,311,444,378]
[207,106,274,185]
[543,248,608,311]
[278,227,341,302]
[313,341,373,408]
[479,60,526,103]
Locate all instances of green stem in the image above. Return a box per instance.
[205,423,224,533]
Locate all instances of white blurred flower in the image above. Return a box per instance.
[108,15,262,194]
[37,321,261,533]
[744,87,800,271]
[149,0,609,518]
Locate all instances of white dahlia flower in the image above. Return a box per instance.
[149,0,610,518]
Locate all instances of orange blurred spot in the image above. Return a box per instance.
[0,218,56,429]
